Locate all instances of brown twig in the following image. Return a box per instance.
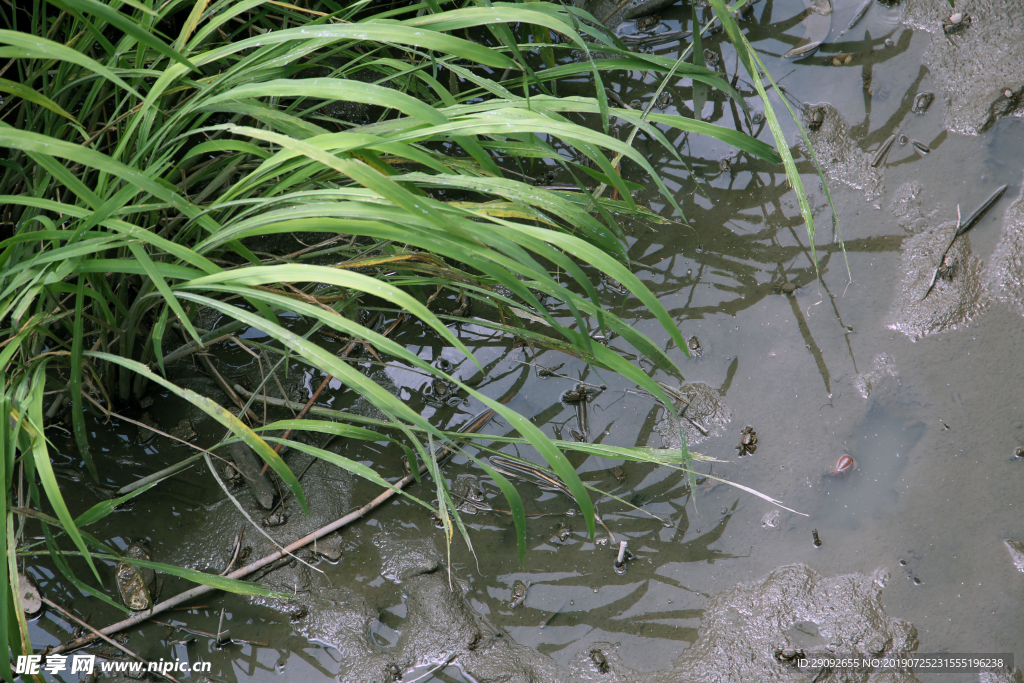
[48,398,506,656]
[41,597,181,683]
[49,465,422,655]
[197,353,261,424]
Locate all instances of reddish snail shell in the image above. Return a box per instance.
[830,454,856,477]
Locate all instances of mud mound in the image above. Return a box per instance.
[984,181,1024,315]
[886,219,987,338]
[802,104,883,201]
[901,0,1024,134]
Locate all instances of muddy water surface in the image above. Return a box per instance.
[27,1,1024,682]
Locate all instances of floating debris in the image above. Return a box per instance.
[784,40,823,59]
[912,91,934,114]
[613,540,633,574]
[871,133,897,167]
[898,133,909,146]
[846,0,872,31]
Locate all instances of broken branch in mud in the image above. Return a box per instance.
[48,465,426,655]
[41,597,181,683]
[47,401,502,656]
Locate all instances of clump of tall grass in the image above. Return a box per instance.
[0,0,821,665]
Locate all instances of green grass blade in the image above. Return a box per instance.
[54,0,199,72]
[22,365,100,581]
[127,242,201,343]
[0,30,143,99]
[0,78,84,132]
[70,276,96,481]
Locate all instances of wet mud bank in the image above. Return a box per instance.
[27,0,1024,680]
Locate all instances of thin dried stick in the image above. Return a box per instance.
[48,402,503,656]
[41,597,182,683]
[197,353,261,424]
[49,464,423,655]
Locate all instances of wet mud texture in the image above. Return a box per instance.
[802,104,883,200]
[901,0,1024,134]
[984,180,1024,315]
[654,382,732,448]
[886,219,987,340]
[246,533,925,683]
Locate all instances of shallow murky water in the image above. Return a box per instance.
[28,1,1024,682]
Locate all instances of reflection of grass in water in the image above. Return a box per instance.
[0,0,825,661]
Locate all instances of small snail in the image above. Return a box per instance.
[828,454,856,477]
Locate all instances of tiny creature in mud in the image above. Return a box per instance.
[168,418,197,442]
[687,335,702,358]
[262,511,287,527]
[912,91,934,114]
[116,541,159,611]
[777,280,799,295]
[509,580,528,608]
[451,296,471,318]
[601,272,628,294]
[635,14,660,31]
[536,362,565,378]
[591,649,611,674]
[775,648,805,664]
[806,105,826,131]
[942,11,969,33]
[737,426,758,455]
[812,529,823,547]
